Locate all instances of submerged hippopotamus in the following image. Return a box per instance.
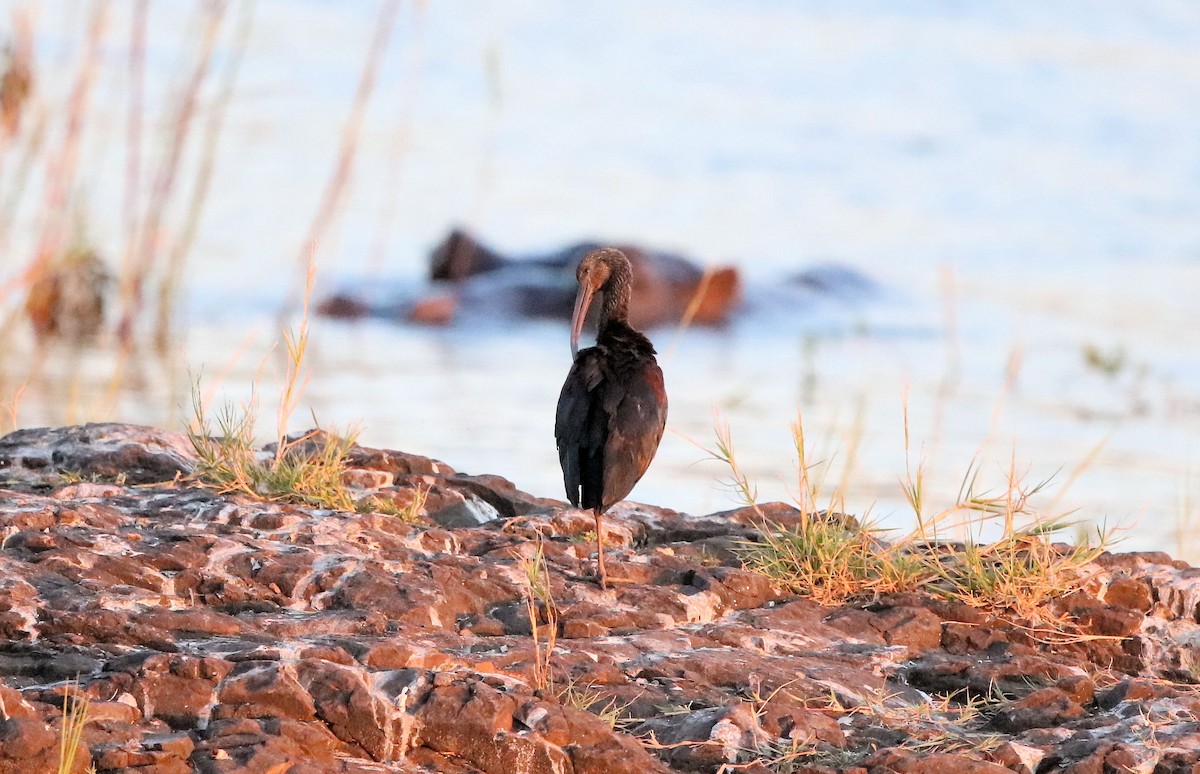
[319,228,743,329]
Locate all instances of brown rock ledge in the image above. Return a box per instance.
[0,423,1197,773]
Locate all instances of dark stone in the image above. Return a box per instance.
[0,423,195,485]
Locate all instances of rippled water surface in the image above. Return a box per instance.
[5,1,1200,558]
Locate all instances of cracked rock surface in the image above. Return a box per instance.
[0,423,1198,773]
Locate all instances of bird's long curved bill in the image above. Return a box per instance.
[570,283,595,359]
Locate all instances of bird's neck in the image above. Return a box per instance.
[599,271,632,330]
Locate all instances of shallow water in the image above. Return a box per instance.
[4,1,1199,559]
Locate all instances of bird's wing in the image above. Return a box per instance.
[600,360,667,508]
[554,353,606,508]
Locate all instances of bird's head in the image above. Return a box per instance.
[571,248,631,358]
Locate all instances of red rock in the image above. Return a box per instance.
[0,423,196,484]
[145,731,197,757]
[1105,576,1154,611]
[829,605,943,649]
[51,482,126,499]
[991,687,1086,732]
[754,692,845,746]
[1094,677,1173,709]
[215,662,317,721]
[298,645,355,666]
[562,619,609,639]
[1055,673,1096,705]
[135,609,243,636]
[460,615,506,637]
[8,531,58,551]
[0,717,58,773]
[868,751,1014,773]
[412,680,540,770]
[126,655,232,729]
[1071,603,1144,637]
[193,717,342,772]
[987,741,1046,774]
[862,746,918,771]
[93,741,193,773]
[905,651,1079,699]
[140,536,214,572]
[346,445,454,477]
[296,659,404,760]
[0,683,39,720]
[7,424,1200,774]
[85,699,142,724]
[340,468,394,490]
[1093,551,1176,569]
[690,566,780,610]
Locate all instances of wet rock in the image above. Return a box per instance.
[422,485,501,527]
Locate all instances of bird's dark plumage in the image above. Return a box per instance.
[556,321,666,510]
[554,248,667,588]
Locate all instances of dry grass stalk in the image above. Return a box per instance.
[556,677,637,730]
[0,380,26,433]
[121,0,149,289]
[117,0,228,347]
[154,0,256,352]
[355,484,427,523]
[57,679,92,774]
[708,415,762,519]
[16,3,109,300]
[286,0,401,309]
[519,541,559,692]
[276,252,318,458]
[366,3,428,279]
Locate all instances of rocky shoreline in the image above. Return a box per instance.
[0,423,1197,773]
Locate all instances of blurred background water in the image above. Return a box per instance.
[2,1,1198,558]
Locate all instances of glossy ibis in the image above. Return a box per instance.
[555,248,668,589]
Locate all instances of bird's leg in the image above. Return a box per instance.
[593,508,607,590]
